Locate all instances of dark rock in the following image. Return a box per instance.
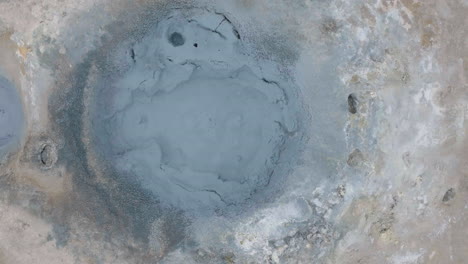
[442,188,455,203]
[348,93,358,114]
[347,149,364,167]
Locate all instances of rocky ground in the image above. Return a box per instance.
[0,0,466,263]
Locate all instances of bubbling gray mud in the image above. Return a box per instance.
[0,76,23,161]
[93,9,304,210]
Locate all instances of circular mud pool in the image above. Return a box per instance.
[89,9,305,211]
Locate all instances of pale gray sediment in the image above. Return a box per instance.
[0,76,24,161]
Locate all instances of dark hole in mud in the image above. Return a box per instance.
[130,48,136,62]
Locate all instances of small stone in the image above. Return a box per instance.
[337,184,346,198]
[442,188,455,203]
[348,93,358,114]
[347,149,364,167]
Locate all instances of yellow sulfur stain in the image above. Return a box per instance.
[18,46,31,58]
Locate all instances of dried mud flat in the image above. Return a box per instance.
[0,0,466,263]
